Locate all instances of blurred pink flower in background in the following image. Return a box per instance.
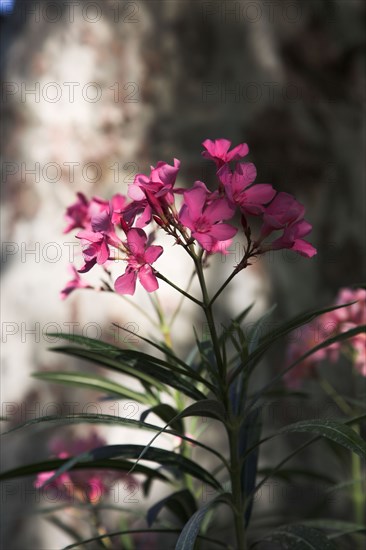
[35,431,138,504]
[285,287,366,387]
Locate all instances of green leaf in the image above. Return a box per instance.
[219,303,254,346]
[51,346,207,401]
[247,304,277,354]
[230,303,361,383]
[278,419,366,460]
[128,399,228,478]
[62,528,230,550]
[299,519,366,539]
[179,400,227,423]
[0,458,170,483]
[2,413,228,469]
[246,325,366,414]
[147,489,197,527]
[252,524,337,549]
[32,372,152,405]
[44,445,222,491]
[175,493,233,550]
[257,468,335,485]
[140,404,184,434]
[50,332,215,393]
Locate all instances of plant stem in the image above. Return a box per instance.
[228,421,247,550]
[194,255,247,549]
[155,271,203,307]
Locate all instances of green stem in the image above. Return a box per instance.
[155,271,203,307]
[194,255,247,549]
[228,421,247,550]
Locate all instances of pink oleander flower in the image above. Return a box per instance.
[35,431,136,504]
[76,206,123,272]
[63,193,109,234]
[258,192,316,258]
[218,162,276,215]
[128,159,181,226]
[60,265,92,299]
[114,228,163,295]
[285,287,366,387]
[202,138,249,168]
[179,181,237,252]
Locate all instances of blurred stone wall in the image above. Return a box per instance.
[1,0,365,548]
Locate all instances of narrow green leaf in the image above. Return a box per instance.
[279,419,366,460]
[0,458,170,483]
[299,519,366,539]
[2,413,227,468]
[252,523,337,549]
[245,325,366,413]
[62,528,230,550]
[51,346,207,401]
[140,405,184,434]
[230,303,362,383]
[32,372,152,405]
[175,493,233,550]
[147,489,197,527]
[44,445,222,491]
[247,304,277,354]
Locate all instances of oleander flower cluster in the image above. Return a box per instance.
[35,431,137,504]
[62,139,316,298]
[286,287,366,387]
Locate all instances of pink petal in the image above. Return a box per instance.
[115,270,137,295]
[227,142,249,161]
[97,240,109,264]
[144,245,163,264]
[244,184,276,204]
[76,230,102,243]
[183,182,208,219]
[193,231,214,251]
[204,197,235,223]
[91,210,111,233]
[209,223,238,241]
[292,239,317,258]
[179,204,194,230]
[217,164,232,186]
[128,183,146,201]
[232,162,257,191]
[138,265,159,292]
[127,228,147,256]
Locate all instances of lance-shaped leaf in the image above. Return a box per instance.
[245,325,366,414]
[49,332,215,392]
[175,493,233,550]
[229,302,361,383]
[32,372,153,405]
[0,458,170,484]
[2,413,227,467]
[51,346,207,401]
[62,528,230,550]
[140,404,184,434]
[299,519,366,539]
[252,524,337,549]
[242,418,366,464]
[147,489,197,527]
[41,445,222,491]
